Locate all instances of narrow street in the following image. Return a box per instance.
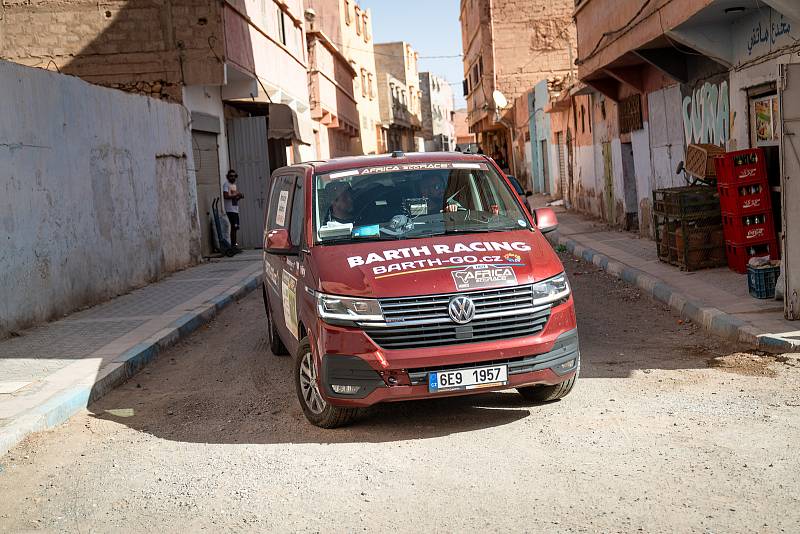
[1,253,798,532]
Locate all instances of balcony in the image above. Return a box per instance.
[307,31,359,137]
[575,0,715,80]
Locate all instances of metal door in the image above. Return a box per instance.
[191,131,221,257]
[621,142,638,230]
[780,63,800,320]
[648,85,686,190]
[602,142,614,223]
[541,140,550,194]
[227,117,271,249]
[556,132,566,198]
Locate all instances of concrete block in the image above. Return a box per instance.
[651,282,673,305]
[710,313,747,341]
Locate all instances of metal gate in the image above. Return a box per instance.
[780,63,800,320]
[226,117,271,249]
[191,131,221,257]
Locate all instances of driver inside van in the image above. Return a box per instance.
[419,175,459,213]
[324,181,355,224]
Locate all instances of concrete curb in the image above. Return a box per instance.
[547,232,798,353]
[0,272,262,457]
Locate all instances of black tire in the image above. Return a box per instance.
[517,368,578,403]
[295,338,359,428]
[263,284,288,356]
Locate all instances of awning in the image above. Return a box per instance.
[226,94,312,145]
[268,103,302,142]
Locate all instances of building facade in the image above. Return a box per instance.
[305,25,360,159]
[304,0,383,154]
[375,41,424,152]
[454,109,478,151]
[0,0,315,253]
[459,0,576,177]
[561,0,800,319]
[419,72,456,152]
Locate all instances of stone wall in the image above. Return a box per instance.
[0,60,201,338]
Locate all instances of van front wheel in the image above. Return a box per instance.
[295,338,359,428]
[517,372,577,403]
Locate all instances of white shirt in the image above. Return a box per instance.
[223,181,239,213]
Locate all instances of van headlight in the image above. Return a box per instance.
[315,292,384,325]
[532,273,570,306]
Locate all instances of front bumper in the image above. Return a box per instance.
[319,326,580,407]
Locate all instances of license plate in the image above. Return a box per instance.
[428,364,508,392]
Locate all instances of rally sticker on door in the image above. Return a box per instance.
[275,190,289,227]
[281,271,298,339]
[451,264,518,290]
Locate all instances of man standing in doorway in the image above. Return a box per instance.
[223,169,244,249]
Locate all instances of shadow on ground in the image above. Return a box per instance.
[89,251,752,445]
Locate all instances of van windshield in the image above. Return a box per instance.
[313,161,530,244]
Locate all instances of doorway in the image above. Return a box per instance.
[227,117,272,249]
[540,140,550,194]
[602,142,614,223]
[191,130,221,257]
[621,142,639,231]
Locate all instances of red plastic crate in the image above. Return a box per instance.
[725,239,778,274]
[721,211,775,244]
[718,183,772,215]
[714,148,767,186]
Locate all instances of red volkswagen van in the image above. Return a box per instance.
[262,152,579,427]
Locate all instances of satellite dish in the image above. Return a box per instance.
[492,90,508,110]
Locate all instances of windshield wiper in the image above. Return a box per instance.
[318,236,390,246]
[444,224,525,234]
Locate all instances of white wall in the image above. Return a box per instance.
[0,61,201,337]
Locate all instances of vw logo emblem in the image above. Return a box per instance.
[448,296,476,324]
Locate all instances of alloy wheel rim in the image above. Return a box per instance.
[299,351,326,414]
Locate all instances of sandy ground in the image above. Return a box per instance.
[1,252,799,533]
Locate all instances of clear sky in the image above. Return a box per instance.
[365,0,466,109]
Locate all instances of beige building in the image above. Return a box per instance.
[454,109,477,150]
[305,0,382,155]
[419,72,456,152]
[375,41,424,152]
[459,0,576,173]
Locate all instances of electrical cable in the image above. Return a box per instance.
[576,0,655,65]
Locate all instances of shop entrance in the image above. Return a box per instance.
[747,84,783,245]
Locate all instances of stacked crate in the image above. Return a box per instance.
[653,186,726,271]
[714,148,778,273]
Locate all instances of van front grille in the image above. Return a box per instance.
[362,285,550,350]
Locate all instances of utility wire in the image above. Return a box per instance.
[576,0,654,65]
[330,38,461,59]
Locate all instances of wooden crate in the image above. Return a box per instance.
[685,143,725,180]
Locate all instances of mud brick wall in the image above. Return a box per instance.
[491,0,576,102]
[0,0,226,102]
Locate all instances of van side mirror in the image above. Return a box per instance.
[266,228,297,255]
[533,207,558,234]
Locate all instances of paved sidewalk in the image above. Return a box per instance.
[0,251,262,455]
[539,199,800,352]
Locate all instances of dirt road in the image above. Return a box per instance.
[1,253,799,532]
